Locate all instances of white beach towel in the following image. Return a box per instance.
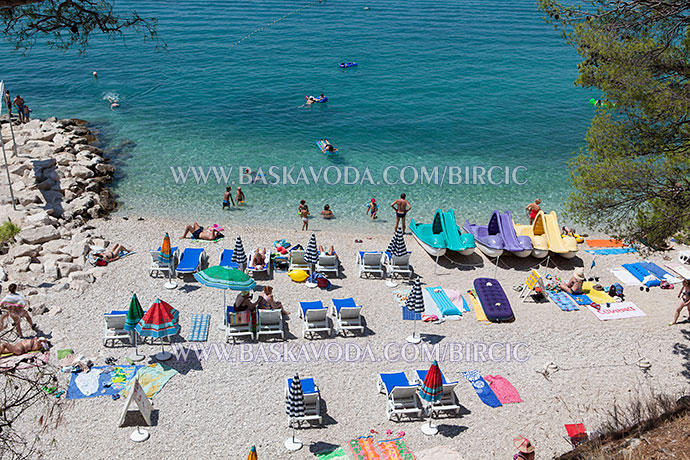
[421,288,443,321]
[75,369,101,396]
[666,263,690,280]
[610,268,642,286]
[586,301,646,321]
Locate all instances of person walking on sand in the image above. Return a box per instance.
[525,198,541,224]
[300,206,310,231]
[222,186,235,209]
[236,187,245,205]
[391,193,411,233]
[0,284,37,338]
[670,278,690,325]
[12,95,25,123]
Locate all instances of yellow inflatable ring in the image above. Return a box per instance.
[288,270,308,282]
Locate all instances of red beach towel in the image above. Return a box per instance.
[484,375,522,404]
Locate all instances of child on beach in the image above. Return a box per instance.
[671,278,690,325]
[0,284,36,338]
[222,187,235,208]
[513,436,535,460]
[367,198,378,219]
[236,187,245,205]
[300,207,310,231]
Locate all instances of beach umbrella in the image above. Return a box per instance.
[135,299,180,361]
[418,360,443,435]
[124,294,145,362]
[160,233,177,289]
[304,233,318,272]
[246,446,257,460]
[405,278,424,344]
[387,228,407,257]
[194,266,256,329]
[231,236,248,271]
[285,373,304,451]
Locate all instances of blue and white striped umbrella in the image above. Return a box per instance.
[286,373,305,418]
[304,233,319,265]
[405,278,424,313]
[387,228,407,257]
[231,236,247,266]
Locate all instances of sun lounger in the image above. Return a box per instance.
[256,308,285,341]
[103,312,132,347]
[248,249,271,279]
[377,372,423,421]
[149,246,178,278]
[176,247,207,276]
[219,249,239,269]
[299,301,332,339]
[357,251,385,278]
[414,369,461,415]
[288,250,310,273]
[225,306,254,342]
[331,298,364,335]
[385,252,412,278]
[315,254,340,278]
[285,377,322,426]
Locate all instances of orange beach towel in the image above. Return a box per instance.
[586,239,626,248]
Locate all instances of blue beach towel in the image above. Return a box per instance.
[187,314,210,342]
[585,248,637,255]
[66,365,142,400]
[402,308,422,321]
[426,286,462,317]
[462,370,502,408]
[546,290,579,311]
[569,293,593,306]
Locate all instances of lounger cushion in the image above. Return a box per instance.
[300,301,325,314]
[332,298,358,313]
[380,372,412,394]
[415,369,451,385]
[473,278,514,322]
[177,248,204,272]
[288,378,318,394]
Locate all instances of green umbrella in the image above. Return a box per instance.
[194,266,257,323]
[124,293,145,362]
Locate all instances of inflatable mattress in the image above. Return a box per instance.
[473,278,514,322]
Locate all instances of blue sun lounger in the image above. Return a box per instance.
[177,247,206,275]
[299,301,332,338]
[219,249,239,268]
[331,298,364,335]
[376,372,422,421]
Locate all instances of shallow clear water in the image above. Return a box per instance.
[0,0,592,231]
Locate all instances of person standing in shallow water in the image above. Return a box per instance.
[391,193,411,233]
[222,187,235,208]
[525,198,541,224]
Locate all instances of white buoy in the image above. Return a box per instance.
[92,71,98,78]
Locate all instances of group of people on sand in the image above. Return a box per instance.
[234,285,289,315]
[4,90,31,124]
[0,283,48,358]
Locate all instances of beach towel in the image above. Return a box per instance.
[585,247,637,255]
[586,301,646,321]
[582,282,616,304]
[120,363,178,399]
[350,436,381,460]
[445,289,471,312]
[315,447,349,460]
[422,288,443,319]
[187,313,210,342]
[0,350,49,372]
[545,290,579,311]
[568,293,593,306]
[610,268,643,286]
[426,286,462,318]
[586,239,626,248]
[484,375,522,404]
[666,263,690,280]
[622,263,660,287]
[467,289,490,323]
[393,289,410,308]
[66,365,142,400]
[462,370,502,408]
[378,437,416,460]
[639,262,682,284]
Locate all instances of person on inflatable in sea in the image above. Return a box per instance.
[323,141,336,153]
[305,93,326,105]
[525,198,541,224]
[559,267,585,295]
[107,97,119,110]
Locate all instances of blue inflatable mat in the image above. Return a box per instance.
[638,262,672,281]
[473,278,514,322]
[622,263,660,287]
[585,247,637,255]
[426,287,462,317]
[546,290,579,311]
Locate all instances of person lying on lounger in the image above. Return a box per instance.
[258,286,289,315]
[179,222,222,241]
[234,291,258,312]
[0,337,49,356]
[252,248,267,270]
[559,267,584,295]
[318,245,338,258]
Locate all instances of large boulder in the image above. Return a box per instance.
[68,271,94,283]
[67,240,90,258]
[8,244,40,260]
[71,164,94,179]
[57,262,80,277]
[41,239,68,254]
[19,226,60,245]
[12,256,31,272]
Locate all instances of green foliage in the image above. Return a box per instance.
[538,0,690,247]
[0,220,20,245]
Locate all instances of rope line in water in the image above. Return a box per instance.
[231,1,321,47]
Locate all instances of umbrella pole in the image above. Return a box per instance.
[129,332,145,362]
[493,255,499,279]
[165,263,177,289]
[434,253,439,274]
[421,405,439,435]
[407,315,421,344]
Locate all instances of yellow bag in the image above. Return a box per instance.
[288,270,308,282]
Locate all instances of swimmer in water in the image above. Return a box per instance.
[323,140,335,153]
[107,97,119,110]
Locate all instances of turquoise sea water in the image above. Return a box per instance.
[0,0,592,231]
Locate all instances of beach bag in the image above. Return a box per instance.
[227,310,251,325]
[317,277,329,289]
[96,258,108,267]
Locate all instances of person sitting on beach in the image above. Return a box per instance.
[670,278,690,325]
[559,267,584,295]
[0,337,49,356]
[236,187,245,205]
[367,198,379,220]
[526,198,541,224]
[321,204,334,219]
[108,97,119,110]
[0,284,37,338]
[300,206,310,231]
[252,248,267,270]
[513,436,535,460]
[234,291,258,312]
[258,286,289,315]
[179,222,222,241]
[319,245,337,257]
[222,186,235,208]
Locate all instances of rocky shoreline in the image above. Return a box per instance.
[0,116,117,311]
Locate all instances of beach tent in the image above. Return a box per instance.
[285,373,304,451]
[405,278,424,344]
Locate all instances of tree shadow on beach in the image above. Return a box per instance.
[490,253,584,274]
[672,328,690,382]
